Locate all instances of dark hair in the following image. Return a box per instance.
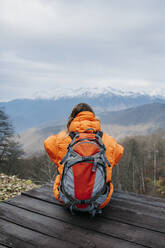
[67,103,95,131]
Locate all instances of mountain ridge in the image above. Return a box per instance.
[1,87,165,133]
[100,102,165,126]
[17,102,165,156]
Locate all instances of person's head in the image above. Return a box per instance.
[67,103,95,131]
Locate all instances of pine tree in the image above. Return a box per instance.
[0,108,24,168]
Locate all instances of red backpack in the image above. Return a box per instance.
[59,129,111,216]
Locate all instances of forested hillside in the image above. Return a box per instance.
[113,129,165,197]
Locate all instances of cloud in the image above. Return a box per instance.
[1,0,165,100]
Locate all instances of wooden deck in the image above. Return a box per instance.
[1,184,165,248]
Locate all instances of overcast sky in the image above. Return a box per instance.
[1,0,165,101]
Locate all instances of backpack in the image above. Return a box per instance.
[59,129,111,216]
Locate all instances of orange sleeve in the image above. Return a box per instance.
[44,131,70,175]
[114,143,124,165]
[44,135,58,165]
[102,133,124,168]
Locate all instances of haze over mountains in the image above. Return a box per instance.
[1,87,165,156]
[1,87,165,133]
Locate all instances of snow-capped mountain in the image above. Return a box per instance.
[1,86,165,133]
[32,86,165,100]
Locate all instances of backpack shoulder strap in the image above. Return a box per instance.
[69,132,78,139]
[60,132,79,165]
[95,130,103,138]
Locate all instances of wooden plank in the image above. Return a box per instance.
[21,186,165,235]
[104,205,165,233]
[24,184,165,210]
[0,218,74,248]
[3,196,165,248]
[0,244,10,248]
[110,198,165,218]
[114,190,165,204]
[22,185,59,204]
[22,185,165,220]
[8,194,165,234]
[0,219,36,248]
[0,203,142,248]
[112,191,165,208]
[0,222,35,248]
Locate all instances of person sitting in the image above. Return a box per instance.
[44,103,124,214]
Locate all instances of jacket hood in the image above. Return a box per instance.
[68,111,101,133]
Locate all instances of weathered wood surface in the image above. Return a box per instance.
[0,184,165,248]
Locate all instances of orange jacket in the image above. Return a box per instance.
[44,111,124,208]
